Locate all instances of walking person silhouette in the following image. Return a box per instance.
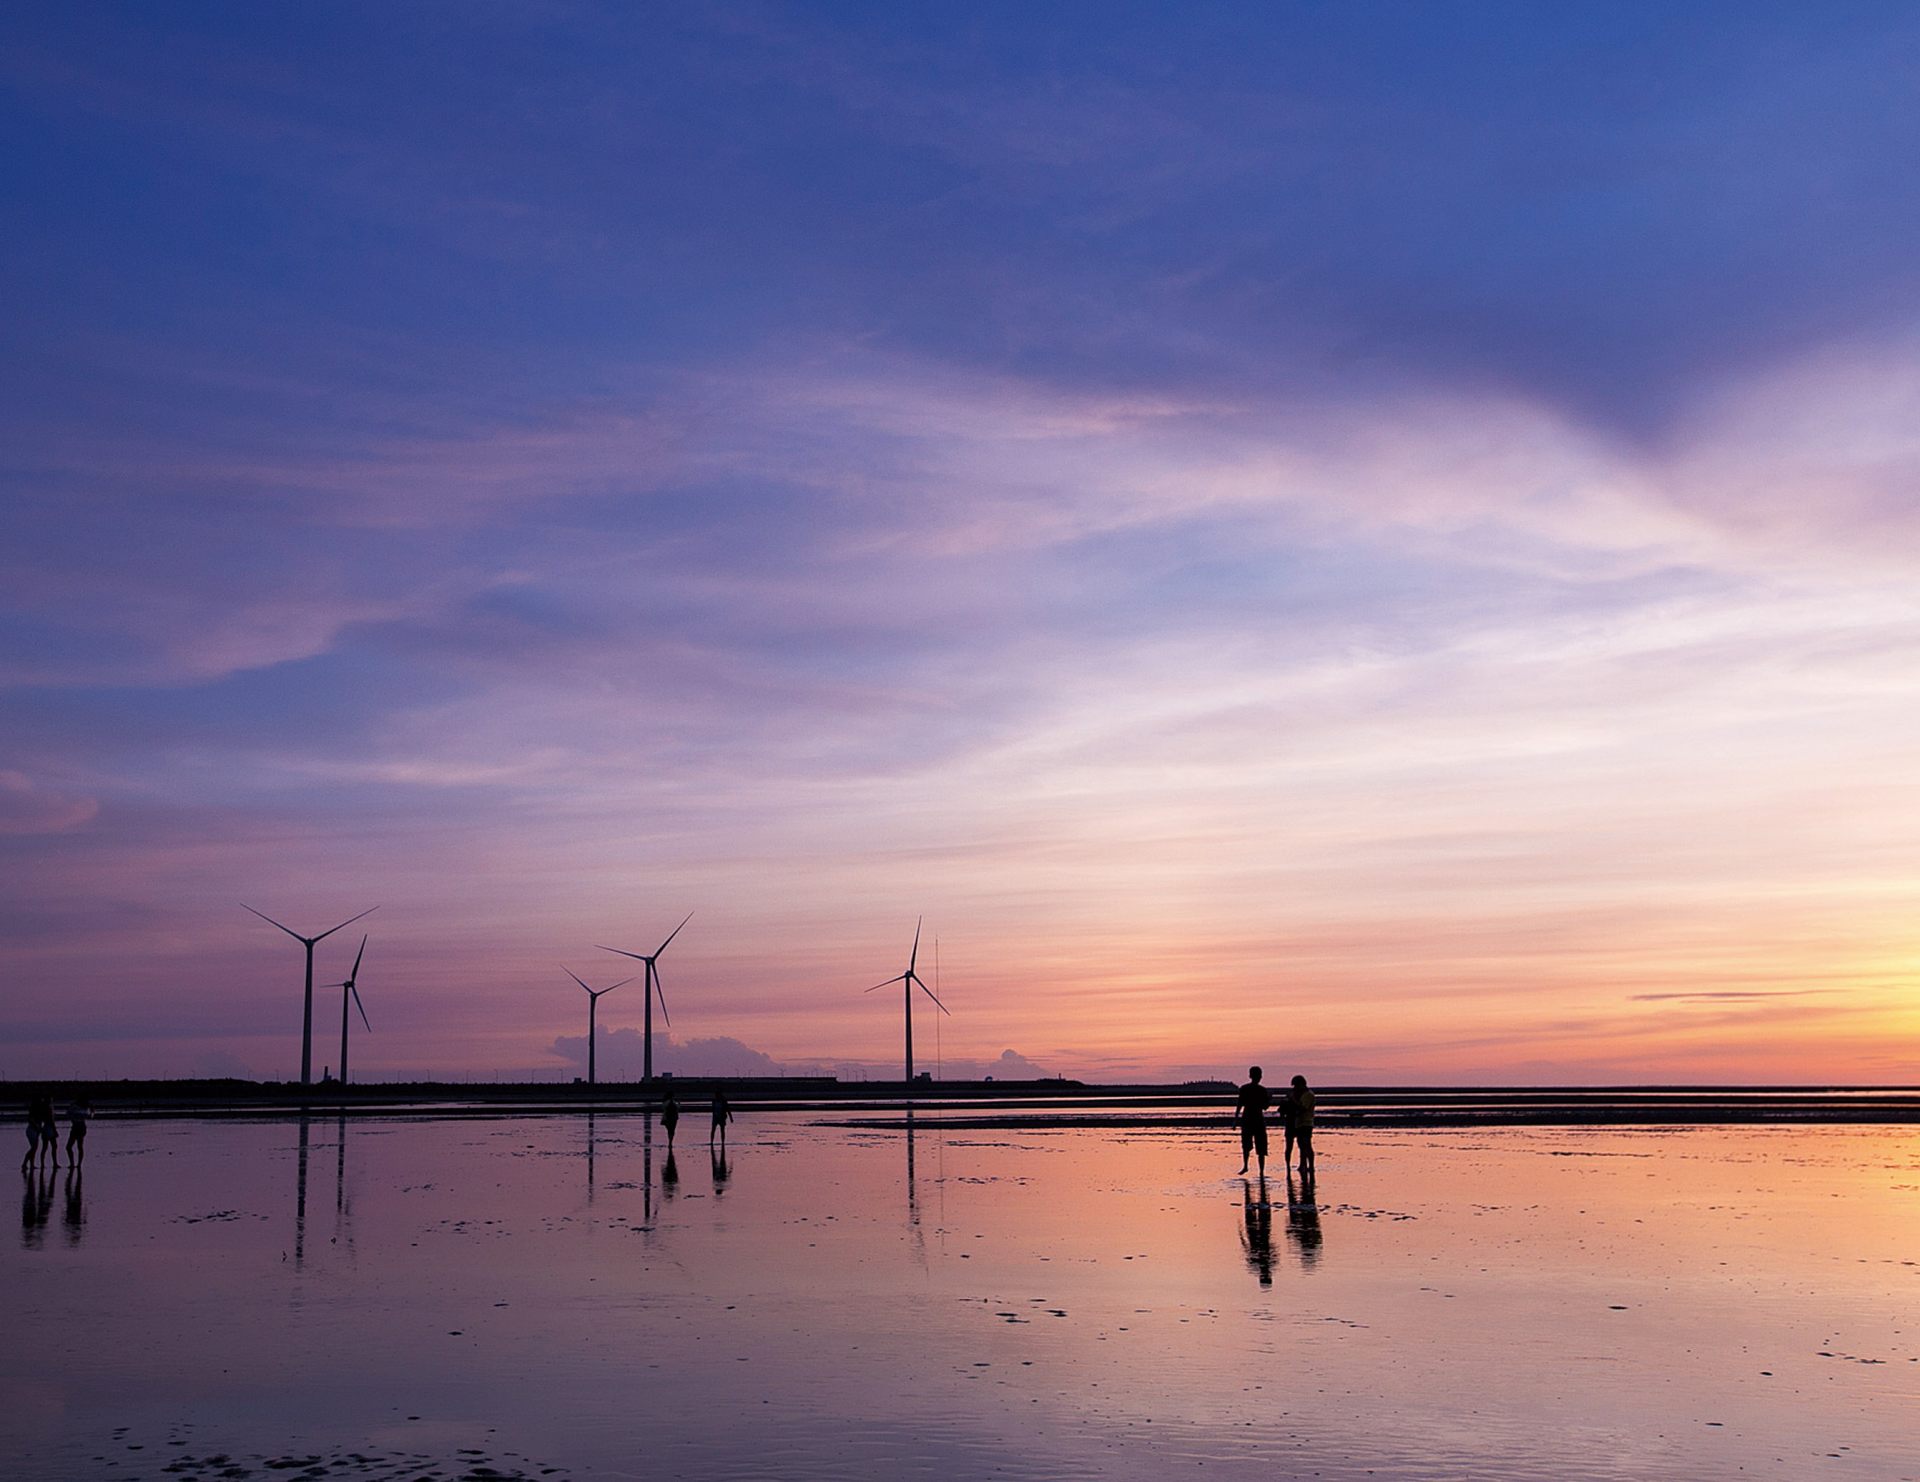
[66,1096,90,1167]
[1234,1067,1271,1175]
[661,1090,680,1149]
[709,1085,732,1148]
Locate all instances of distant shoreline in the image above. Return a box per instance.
[4,1079,1917,1127]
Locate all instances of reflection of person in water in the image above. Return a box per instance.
[711,1145,731,1193]
[1286,1172,1322,1269]
[662,1091,680,1148]
[62,1167,84,1247]
[661,1149,679,1195]
[1239,1176,1275,1286]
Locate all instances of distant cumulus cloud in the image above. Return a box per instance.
[189,1048,256,1080]
[552,1028,1056,1084]
[946,1049,1055,1081]
[552,1027,786,1080]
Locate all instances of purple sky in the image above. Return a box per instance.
[4,4,1919,1083]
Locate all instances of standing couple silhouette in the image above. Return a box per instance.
[1233,1066,1314,1179]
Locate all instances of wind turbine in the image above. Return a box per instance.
[322,934,371,1086]
[864,917,950,1083]
[564,967,633,1088]
[598,911,692,1083]
[243,904,378,1086]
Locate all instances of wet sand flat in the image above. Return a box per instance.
[5,1115,1916,1480]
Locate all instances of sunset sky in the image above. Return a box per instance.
[3,4,1918,1084]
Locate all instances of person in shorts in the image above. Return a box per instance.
[66,1097,91,1166]
[1234,1067,1271,1174]
[1286,1074,1316,1180]
[661,1090,680,1148]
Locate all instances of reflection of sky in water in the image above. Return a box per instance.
[5,1117,1916,1479]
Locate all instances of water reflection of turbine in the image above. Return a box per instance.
[332,1111,355,1255]
[586,1109,598,1204]
[294,1113,312,1267]
[905,1107,918,1221]
[905,1108,929,1269]
[642,1111,654,1225]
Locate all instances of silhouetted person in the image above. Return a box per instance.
[1286,1074,1316,1180]
[1286,1171,1322,1268]
[62,1167,84,1247]
[662,1091,680,1148]
[23,1093,58,1171]
[1234,1067,1271,1174]
[66,1097,90,1167]
[709,1086,731,1147]
[41,1097,61,1168]
[1239,1176,1275,1286]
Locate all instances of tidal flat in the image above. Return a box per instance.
[6,1112,1916,1480]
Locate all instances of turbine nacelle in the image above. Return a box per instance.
[597,910,693,1029]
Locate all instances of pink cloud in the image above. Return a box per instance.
[0,771,98,835]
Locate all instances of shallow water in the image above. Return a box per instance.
[5,1115,1916,1480]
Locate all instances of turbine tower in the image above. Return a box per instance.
[864,917,949,1083]
[598,911,692,1082]
[564,967,632,1088]
[322,934,372,1086]
[243,903,378,1086]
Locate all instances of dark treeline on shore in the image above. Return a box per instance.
[4,1080,1919,1126]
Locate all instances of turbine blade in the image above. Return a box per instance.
[655,910,694,957]
[909,915,922,973]
[607,977,634,992]
[347,934,367,983]
[563,965,594,992]
[313,905,379,943]
[865,974,907,993]
[351,984,371,1033]
[597,945,647,962]
[912,971,952,1017]
[241,903,304,942]
[652,964,671,1028]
